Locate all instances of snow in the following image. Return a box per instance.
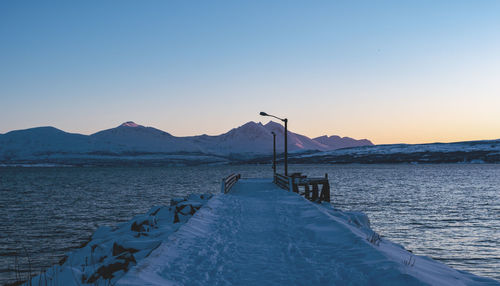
[297,139,500,159]
[116,179,498,286]
[121,121,141,128]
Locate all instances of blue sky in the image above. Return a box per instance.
[1,0,499,144]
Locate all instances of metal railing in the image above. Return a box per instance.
[221,173,241,194]
[274,173,291,190]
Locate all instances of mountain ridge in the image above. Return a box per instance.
[3,121,499,166]
[313,135,373,150]
[0,121,373,163]
[10,121,499,165]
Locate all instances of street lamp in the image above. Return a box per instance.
[271,131,276,179]
[260,112,288,176]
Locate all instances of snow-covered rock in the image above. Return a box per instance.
[24,194,212,286]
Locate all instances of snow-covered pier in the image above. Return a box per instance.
[26,177,499,286]
[116,179,498,286]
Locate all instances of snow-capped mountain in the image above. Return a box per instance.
[263,121,330,152]
[1,120,499,165]
[187,122,275,157]
[313,135,373,149]
[0,127,94,160]
[0,121,372,164]
[185,121,357,157]
[90,122,201,153]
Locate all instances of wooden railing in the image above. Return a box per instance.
[221,173,241,194]
[273,173,331,203]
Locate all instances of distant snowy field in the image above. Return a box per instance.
[292,139,500,164]
[314,140,500,156]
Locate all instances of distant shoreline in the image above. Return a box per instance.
[1,157,499,168]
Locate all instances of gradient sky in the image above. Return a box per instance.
[1,0,499,144]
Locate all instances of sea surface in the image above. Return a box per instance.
[0,164,499,285]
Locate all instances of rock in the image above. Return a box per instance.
[112,242,138,256]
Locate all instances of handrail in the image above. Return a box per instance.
[221,173,241,194]
[273,173,331,203]
[274,173,291,191]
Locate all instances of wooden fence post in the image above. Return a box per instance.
[311,183,319,201]
[320,182,330,202]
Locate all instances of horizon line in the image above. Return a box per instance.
[1,120,499,147]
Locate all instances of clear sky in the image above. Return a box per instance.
[1,0,499,144]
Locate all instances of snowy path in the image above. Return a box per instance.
[118,179,498,286]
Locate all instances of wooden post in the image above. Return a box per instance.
[311,183,319,201]
[304,184,310,199]
[321,174,330,202]
[320,182,330,202]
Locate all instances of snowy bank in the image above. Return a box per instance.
[24,194,212,286]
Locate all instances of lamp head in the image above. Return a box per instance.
[259,112,268,116]
[271,131,276,135]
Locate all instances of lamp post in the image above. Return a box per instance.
[260,112,288,176]
[271,131,276,179]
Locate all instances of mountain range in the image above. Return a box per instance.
[289,139,500,164]
[0,121,373,165]
[3,121,497,166]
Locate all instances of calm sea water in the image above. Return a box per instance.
[0,164,499,284]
